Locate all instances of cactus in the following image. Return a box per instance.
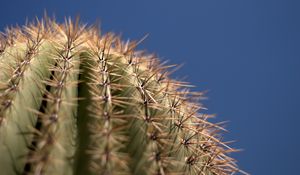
[0,17,244,175]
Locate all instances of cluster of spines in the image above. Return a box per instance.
[0,32,7,55]
[0,17,246,175]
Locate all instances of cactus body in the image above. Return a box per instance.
[0,18,243,175]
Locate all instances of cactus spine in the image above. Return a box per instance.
[0,18,244,175]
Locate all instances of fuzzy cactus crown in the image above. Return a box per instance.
[0,17,245,175]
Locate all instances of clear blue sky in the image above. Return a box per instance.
[1,0,299,174]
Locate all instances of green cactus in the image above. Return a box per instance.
[0,17,245,175]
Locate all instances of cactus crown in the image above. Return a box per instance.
[0,17,244,175]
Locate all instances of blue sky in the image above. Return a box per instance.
[1,0,300,174]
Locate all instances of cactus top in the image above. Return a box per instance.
[0,17,245,175]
